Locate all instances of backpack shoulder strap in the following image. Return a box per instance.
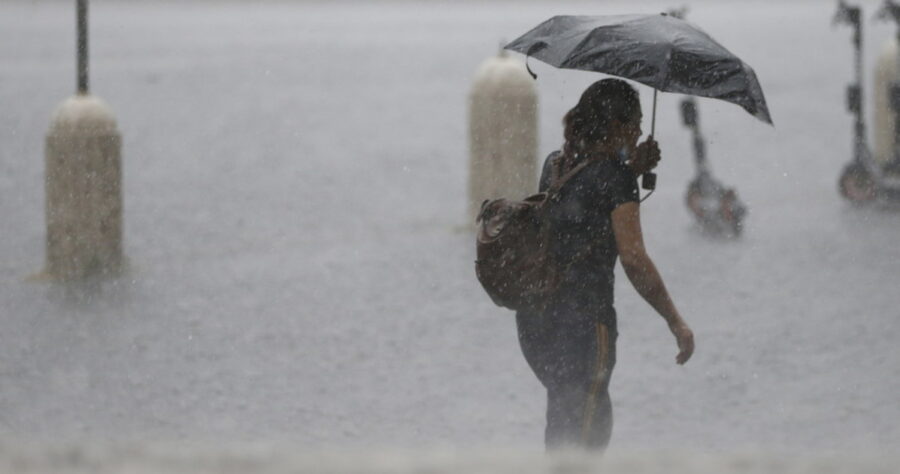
[544,151,562,188]
[546,155,596,197]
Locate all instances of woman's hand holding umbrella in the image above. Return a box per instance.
[630,137,661,176]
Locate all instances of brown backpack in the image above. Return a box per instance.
[475,153,596,312]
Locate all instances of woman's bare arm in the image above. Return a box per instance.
[612,201,694,365]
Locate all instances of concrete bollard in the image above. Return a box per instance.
[873,37,897,165]
[468,50,538,224]
[44,94,123,280]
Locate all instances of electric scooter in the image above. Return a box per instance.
[834,0,900,204]
[680,98,747,236]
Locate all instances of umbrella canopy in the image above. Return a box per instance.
[504,13,772,125]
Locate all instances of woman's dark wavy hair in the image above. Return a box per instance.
[562,78,640,162]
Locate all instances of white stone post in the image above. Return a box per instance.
[44,96,123,280]
[468,50,538,224]
[873,37,898,165]
[42,0,123,280]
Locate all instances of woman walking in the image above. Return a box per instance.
[516,79,694,450]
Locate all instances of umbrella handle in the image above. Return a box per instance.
[524,42,548,81]
[525,55,538,80]
[650,88,658,137]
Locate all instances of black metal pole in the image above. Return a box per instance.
[76,0,88,94]
[852,8,865,158]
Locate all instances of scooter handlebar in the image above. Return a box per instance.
[875,0,900,23]
[833,0,861,28]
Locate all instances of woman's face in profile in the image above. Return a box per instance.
[617,110,643,152]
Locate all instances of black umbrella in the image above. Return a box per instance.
[504,13,773,135]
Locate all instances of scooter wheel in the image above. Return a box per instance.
[685,184,706,220]
[839,163,877,203]
[721,190,745,236]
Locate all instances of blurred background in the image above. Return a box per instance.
[1,0,899,456]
